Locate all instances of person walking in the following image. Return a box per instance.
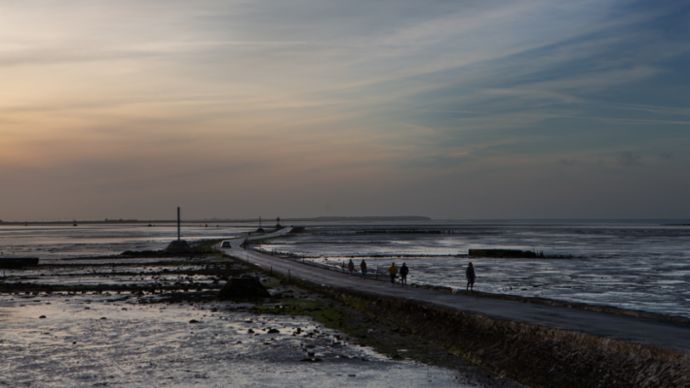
[347,259,355,274]
[466,262,476,291]
[388,262,398,285]
[360,260,368,278]
[399,263,409,286]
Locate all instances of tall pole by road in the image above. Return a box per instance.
[177,206,181,241]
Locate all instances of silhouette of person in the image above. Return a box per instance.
[466,262,476,291]
[360,260,368,278]
[388,263,398,285]
[347,259,355,274]
[400,263,409,286]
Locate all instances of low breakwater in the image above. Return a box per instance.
[306,285,690,387]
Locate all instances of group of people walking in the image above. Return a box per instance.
[387,262,409,286]
[345,258,477,291]
[346,259,368,277]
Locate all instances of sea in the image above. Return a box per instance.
[256,219,690,318]
[2,219,690,318]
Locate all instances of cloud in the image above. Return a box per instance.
[0,0,689,219]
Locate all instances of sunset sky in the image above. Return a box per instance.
[1,0,689,220]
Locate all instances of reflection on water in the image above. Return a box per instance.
[0,296,467,387]
[2,222,690,317]
[0,223,252,260]
[257,223,690,318]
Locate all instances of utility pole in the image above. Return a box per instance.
[177,206,181,241]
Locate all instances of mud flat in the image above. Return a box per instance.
[0,245,502,387]
[4,242,687,387]
[0,295,472,387]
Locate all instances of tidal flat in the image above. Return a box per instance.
[0,252,495,388]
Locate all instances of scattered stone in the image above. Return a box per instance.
[247,329,255,334]
[189,319,200,324]
[39,315,46,319]
[100,317,107,320]
[268,328,280,334]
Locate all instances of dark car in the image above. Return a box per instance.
[221,241,232,249]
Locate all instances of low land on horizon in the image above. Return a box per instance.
[0,216,431,225]
[3,216,690,226]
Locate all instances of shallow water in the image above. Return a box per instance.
[257,222,690,318]
[0,295,468,387]
[3,221,689,316]
[0,223,482,387]
[0,223,251,260]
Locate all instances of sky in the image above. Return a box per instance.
[1,0,689,220]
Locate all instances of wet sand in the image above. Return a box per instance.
[0,295,468,387]
[0,252,497,387]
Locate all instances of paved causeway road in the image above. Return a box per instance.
[220,232,690,353]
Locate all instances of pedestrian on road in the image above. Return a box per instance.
[400,263,409,286]
[388,262,398,285]
[466,262,476,291]
[347,259,355,274]
[360,260,368,278]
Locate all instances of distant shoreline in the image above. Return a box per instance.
[0,216,430,226]
[2,216,690,226]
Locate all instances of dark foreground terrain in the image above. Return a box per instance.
[2,241,689,387]
[0,242,498,387]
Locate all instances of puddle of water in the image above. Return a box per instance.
[0,295,473,387]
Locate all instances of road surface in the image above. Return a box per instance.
[219,233,690,353]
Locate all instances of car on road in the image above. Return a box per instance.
[221,241,231,249]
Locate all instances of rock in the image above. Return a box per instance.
[247,329,255,334]
[218,277,270,300]
[268,328,280,334]
[189,319,200,324]
[165,240,191,254]
[100,317,107,320]
[39,315,46,319]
